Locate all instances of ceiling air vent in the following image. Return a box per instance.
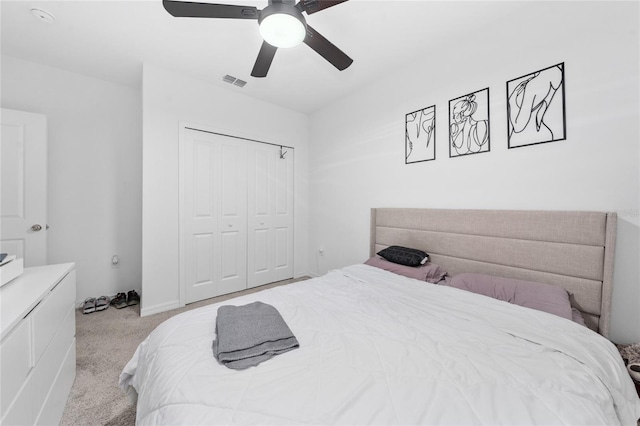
[222,74,246,88]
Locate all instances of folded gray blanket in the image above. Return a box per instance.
[212,301,299,370]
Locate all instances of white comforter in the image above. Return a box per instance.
[120,264,640,425]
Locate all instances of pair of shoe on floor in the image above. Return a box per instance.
[111,290,140,309]
[83,296,110,314]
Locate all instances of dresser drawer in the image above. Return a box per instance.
[1,373,34,426]
[32,270,76,363]
[35,338,76,426]
[0,317,33,416]
[31,304,75,420]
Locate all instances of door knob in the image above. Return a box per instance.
[31,224,42,232]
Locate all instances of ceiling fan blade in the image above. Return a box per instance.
[303,25,353,71]
[298,0,349,15]
[251,42,278,78]
[162,0,258,19]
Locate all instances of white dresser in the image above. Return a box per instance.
[0,263,76,425]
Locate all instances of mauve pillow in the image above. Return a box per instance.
[365,256,447,284]
[448,273,573,321]
[376,246,429,267]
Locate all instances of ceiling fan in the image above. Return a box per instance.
[163,0,353,78]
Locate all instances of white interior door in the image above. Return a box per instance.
[0,109,47,267]
[247,144,294,288]
[182,129,247,304]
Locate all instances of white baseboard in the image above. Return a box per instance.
[140,299,180,317]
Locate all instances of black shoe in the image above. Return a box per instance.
[127,290,140,306]
[111,293,127,309]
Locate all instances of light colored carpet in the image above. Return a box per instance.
[60,277,308,426]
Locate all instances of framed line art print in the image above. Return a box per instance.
[449,88,490,158]
[506,62,566,149]
[405,105,436,164]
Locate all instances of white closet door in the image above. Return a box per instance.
[182,130,247,304]
[247,144,294,288]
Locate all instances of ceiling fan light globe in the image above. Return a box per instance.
[259,8,306,48]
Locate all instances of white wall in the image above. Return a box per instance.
[308,2,639,343]
[141,64,309,316]
[1,55,142,304]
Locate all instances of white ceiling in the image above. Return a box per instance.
[1,0,530,114]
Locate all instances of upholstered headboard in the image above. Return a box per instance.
[370,208,617,337]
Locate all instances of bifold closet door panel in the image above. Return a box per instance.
[183,132,219,304]
[247,145,275,287]
[247,144,294,289]
[218,141,248,296]
[271,144,294,283]
[183,130,247,303]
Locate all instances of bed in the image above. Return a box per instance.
[120,208,640,425]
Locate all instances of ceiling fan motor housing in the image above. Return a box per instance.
[268,0,297,5]
[259,1,307,27]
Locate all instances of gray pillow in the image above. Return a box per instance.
[571,308,587,327]
[376,245,429,267]
[365,257,447,284]
[447,273,573,321]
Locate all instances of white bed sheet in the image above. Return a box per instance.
[120,264,640,425]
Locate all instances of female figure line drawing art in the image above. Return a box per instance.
[449,91,489,156]
[507,63,565,147]
[405,106,435,163]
